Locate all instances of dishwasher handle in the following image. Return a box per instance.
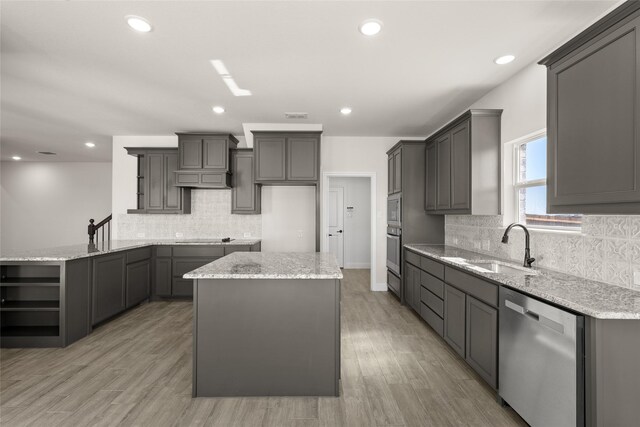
[504,299,565,335]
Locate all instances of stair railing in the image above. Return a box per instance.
[88,214,112,246]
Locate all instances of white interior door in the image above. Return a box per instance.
[328,187,344,268]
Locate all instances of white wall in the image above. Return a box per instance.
[261,186,315,252]
[322,136,403,290]
[329,177,371,268]
[0,161,112,253]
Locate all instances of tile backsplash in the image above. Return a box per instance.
[445,215,640,290]
[115,190,262,240]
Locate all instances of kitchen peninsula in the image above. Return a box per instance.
[184,252,343,397]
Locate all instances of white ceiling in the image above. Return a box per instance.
[1,0,617,162]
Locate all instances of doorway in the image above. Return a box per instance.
[324,175,374,289]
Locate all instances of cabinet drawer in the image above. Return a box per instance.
[176,172,200,185]
[420,257,444,279]
[156,246,172,258]
[172,246,224,258]
[224,245,250,255]
[420,271,444,299]
[421,286,444,318]
[126,247,152,264]
[445,267,498,307]
[405,250,420,267]
[201,173,225,185]
[387,271,401,294]
[173,258,218,277]
[420,303,443,337]
[172,278,193,297]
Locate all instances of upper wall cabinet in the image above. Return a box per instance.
[231,149,261,214]
[424,109,502,215]
[125,148,191,214]
[175,133,239,188]
[540,2,640,214]
[387,147,402,195]
[252,131,321,184]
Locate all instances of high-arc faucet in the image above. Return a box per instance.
[501,223,536,268]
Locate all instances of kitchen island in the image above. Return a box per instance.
[184,252,343,397]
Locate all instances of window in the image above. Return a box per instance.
[514,134,582,230]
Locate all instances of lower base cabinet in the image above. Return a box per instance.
[444,284,466,358]
[466,296,498,388]
[92,254,126,325]
[404,264,421,312]
[154,257,172,296]
[126,260,151,308]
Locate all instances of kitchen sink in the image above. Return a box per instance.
[466,260,538,276]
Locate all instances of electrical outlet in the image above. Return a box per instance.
[297,230,303,238]
[175,232,184,238]
[244,232,251,238]
[136,232,145,238]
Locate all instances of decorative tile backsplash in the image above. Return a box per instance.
[445,215,640,290]
[115,190,262,240]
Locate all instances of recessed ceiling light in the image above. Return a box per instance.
[12,156,21,161]
[359,19,383,36]
[85,142,96,148]
[125,15,152,33]
[494,55,515,65]
[212,106,225,114]
[340,107,352,115]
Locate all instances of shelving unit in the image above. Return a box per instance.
[0,263,64,347]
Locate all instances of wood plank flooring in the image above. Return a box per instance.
[0,269,526,426]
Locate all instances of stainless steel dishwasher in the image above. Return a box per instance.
[499,287,584,427]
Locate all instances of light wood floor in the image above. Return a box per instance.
[0,269,526,426]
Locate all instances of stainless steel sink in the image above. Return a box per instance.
[466,260,538,276]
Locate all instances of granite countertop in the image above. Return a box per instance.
[183,252,344,280]
[0,239,262,262]
[405,244,640,320]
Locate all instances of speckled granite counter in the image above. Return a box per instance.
[0,239,262,262]
[405,244,640,319]
[184,252,343,280]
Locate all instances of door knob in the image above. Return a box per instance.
[328,234,333,237]
[337,230,343,233]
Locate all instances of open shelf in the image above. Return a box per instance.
[0,301,60,311]
[0,325,59,337]
[0,277,60,286]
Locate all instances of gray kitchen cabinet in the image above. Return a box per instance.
[126,259,150,308]
[231,149,261,214]
[466,296,498,388]
[425,142,438,211]
[253,131,321,183]
[450,121,471,210]
[387,156,394,195]
[540,3,640,214]
[154,257,172,297]
[404,263,421,312]
[287,137,319,181]
[175,133,239,188]
[436,134,451,210]
[424,109,502,215]
[92,253,126,325]
[444,283,466,358]
[125,148,191,214]
[393,149,402,193]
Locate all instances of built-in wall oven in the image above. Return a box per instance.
[387,193,401,227]
[386,226,401,277]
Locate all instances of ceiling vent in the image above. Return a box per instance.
[285,112,308,119]
[37,151,57,155]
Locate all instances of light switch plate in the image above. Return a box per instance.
[243,232,251,238]
[175,232,184,238]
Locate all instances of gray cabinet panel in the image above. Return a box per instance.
[203,137,228,169]
[421,286,444,318]
[126,260,150,308]
[231,150,261,214]
[179,137,203,169]
[92,254,126,325]
[451,121,471,210]
[164,152,180,210]
[172,246,224,257]
[444,283,466,358]
[255,136,286,181]
[393,149,402,193]
[126,247,152,264]
[404,263,415,308]
[466,296,497,388]
[445,267,498,307]
[172,278,193,297]
[546,15,640,213]
[287,137,318,181]
[154,258,172,297]
[436,134,451,210]
[420,303,444,337]
[172,258,216,277]
[420,271,444,299]
[146,153,164,210]
[388,156,394,195]
[425,142,438,211]
[420,257,444,280]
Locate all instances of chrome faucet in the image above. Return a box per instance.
[501,223,536,268]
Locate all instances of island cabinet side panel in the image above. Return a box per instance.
[64,258,91,346]
[194,278,339,397]
[586,318,640,427]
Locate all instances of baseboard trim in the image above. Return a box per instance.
[372,282,388,292]
[343,262,371,269]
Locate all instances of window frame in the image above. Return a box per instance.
[511,130,582,232]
